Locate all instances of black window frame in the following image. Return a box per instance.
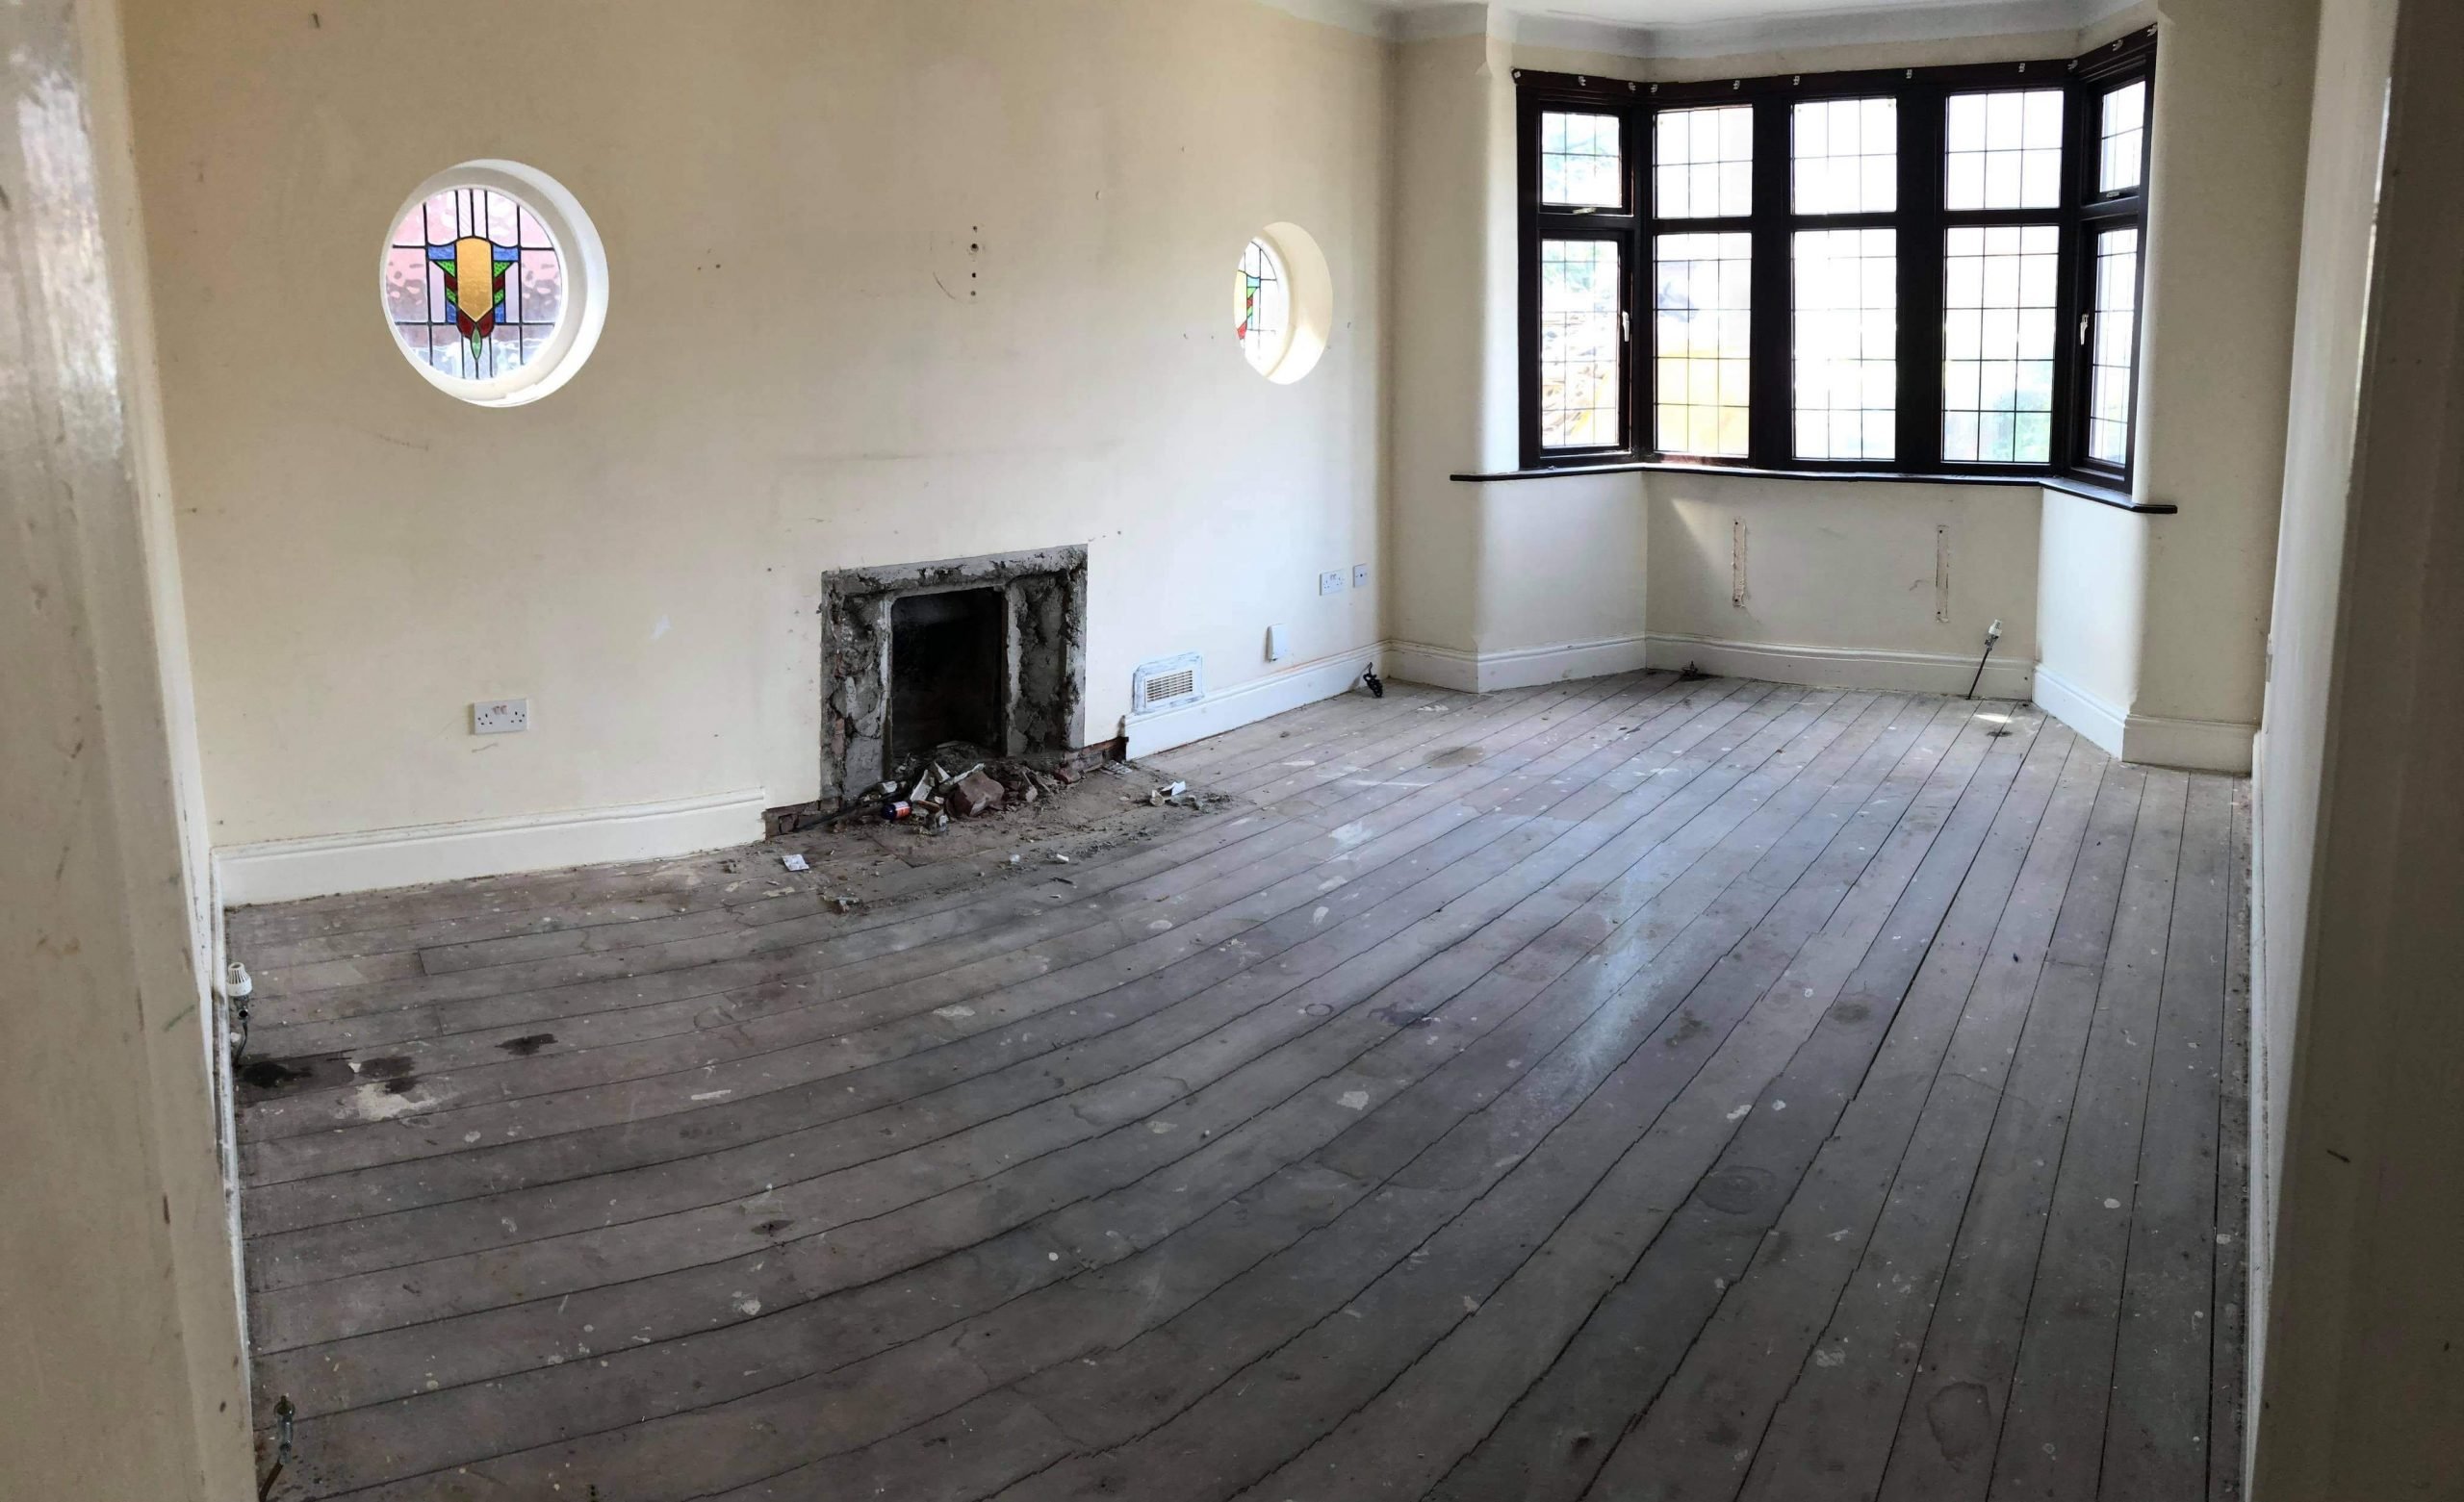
[1519,99,1645,468]
[2070,38,2156,484]
[1515,28,2157,488]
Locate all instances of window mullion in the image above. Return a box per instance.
[2053,75,2092,472]
[1901,84,1945,471]
[1626,103,1646,456]
[1749,96,1792,468]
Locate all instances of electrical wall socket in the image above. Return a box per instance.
[472,698,529,734]
[1318,571,1346,596]
[1351,564,1370,589]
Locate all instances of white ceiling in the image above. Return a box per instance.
[1270,0,2134,55]
[1378,0,2033,26]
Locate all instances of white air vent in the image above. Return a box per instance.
[1132,652,1204,715]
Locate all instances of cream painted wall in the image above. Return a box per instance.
[1389,30,1510,661]
[1647,476,2040,696]
[123,0,1391,852]
[1385,24,1655,690]
[2246,0,2464,1488]
[1389,470,1651,690]
[2245,0,2393,1441]
[2033,493,2146,715]
[1,0,253,1491]
[2125,0,2317,739]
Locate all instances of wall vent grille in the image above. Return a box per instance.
[1132,653,1204,715]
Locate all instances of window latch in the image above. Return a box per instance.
[2079,313,2092,345]
[1622,310,1630,343]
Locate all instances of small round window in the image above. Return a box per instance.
[380,161,607,406]
[1230,223,1331,385]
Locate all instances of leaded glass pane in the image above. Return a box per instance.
[387,185,563,385]
[2099,81,2147,192]
[1541,239,1624,449]
[2089,226,2141,464]
[1793,228,1897,460]
[1941,223,2059,463]
[1542,111,1625,209]
[1793,97,1897,215]
[1236,239,1292,376]
[1656,106,1754,219]
[1944,89,2065,210]
[1654,231,1751,456]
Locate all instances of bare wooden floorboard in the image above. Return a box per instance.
[239,675,1726,1217]
[2096,773,2233,1501]
[1595,751,2140,1502]
[244,676,1727,1294]
[238,677,1632,1091]
[1867,751,2142,1502]
[239,675,1642,1041]
[2207,782,2251,1502]
[966,698,1921,1502]
[1422,714,2070,1502]
[309,691,1887,1497]
[1987,769,2190,1502]
[232,681,2249,1502]
[236,675,1685,1170]
[1216,698,1987,1502]
[241,681,1747,1261]
[259,684,1820,1435]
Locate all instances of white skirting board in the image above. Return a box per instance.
[1384,633,1652,694]
[2031,663,2256,772]
[2119,709,2257,774]
[2028,662,2129,757]
[1645,632,2036,700]
[1122,647,1380,760]
[213,788,769,906]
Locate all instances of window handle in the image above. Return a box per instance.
[1623,310,1631,343]
[2079,313,2092,345]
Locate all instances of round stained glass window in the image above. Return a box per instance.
[379,161,607,406]
[1230,223,1332,385]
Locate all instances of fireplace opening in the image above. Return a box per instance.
[889,587,1005,758]
[814,545,1089,805]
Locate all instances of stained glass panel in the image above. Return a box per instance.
[1236,239,1291,376]
[388,185,563,385]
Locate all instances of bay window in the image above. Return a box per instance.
[1515,29,2156,487]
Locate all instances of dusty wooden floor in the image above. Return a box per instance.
[229,672,2249,1502]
